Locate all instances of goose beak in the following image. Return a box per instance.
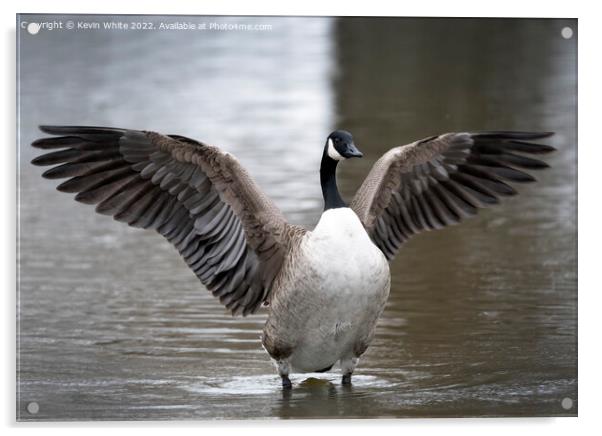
[342,142,363,159]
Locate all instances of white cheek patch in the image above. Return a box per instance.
[327,138,345,161]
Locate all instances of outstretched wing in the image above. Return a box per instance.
[31,126,302,315]
[350,132,555,261]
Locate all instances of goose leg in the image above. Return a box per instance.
[340,357,359,385]
[277,360,292,389]
[281,375,292,389]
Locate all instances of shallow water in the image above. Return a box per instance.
[17,15,576,420]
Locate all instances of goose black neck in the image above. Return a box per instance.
[320,152,346,211]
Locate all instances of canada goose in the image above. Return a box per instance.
[31,126,554,388]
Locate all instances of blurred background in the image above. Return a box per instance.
[17,15,576,419]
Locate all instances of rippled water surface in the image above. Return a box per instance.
[17,16,577,420]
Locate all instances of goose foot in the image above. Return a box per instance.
[340,356,358,386]
[276,360,292,389]
[281,375,292,389]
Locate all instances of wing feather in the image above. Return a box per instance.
[350,131,554,261]
[32,125,305,315]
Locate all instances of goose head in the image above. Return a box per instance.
[325,130,363,161]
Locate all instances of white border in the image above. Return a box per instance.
[3,0,598,435]
[3,0,582,17]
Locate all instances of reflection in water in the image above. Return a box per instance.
[18,16,576,420]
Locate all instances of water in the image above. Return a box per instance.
[17,16,577,420]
